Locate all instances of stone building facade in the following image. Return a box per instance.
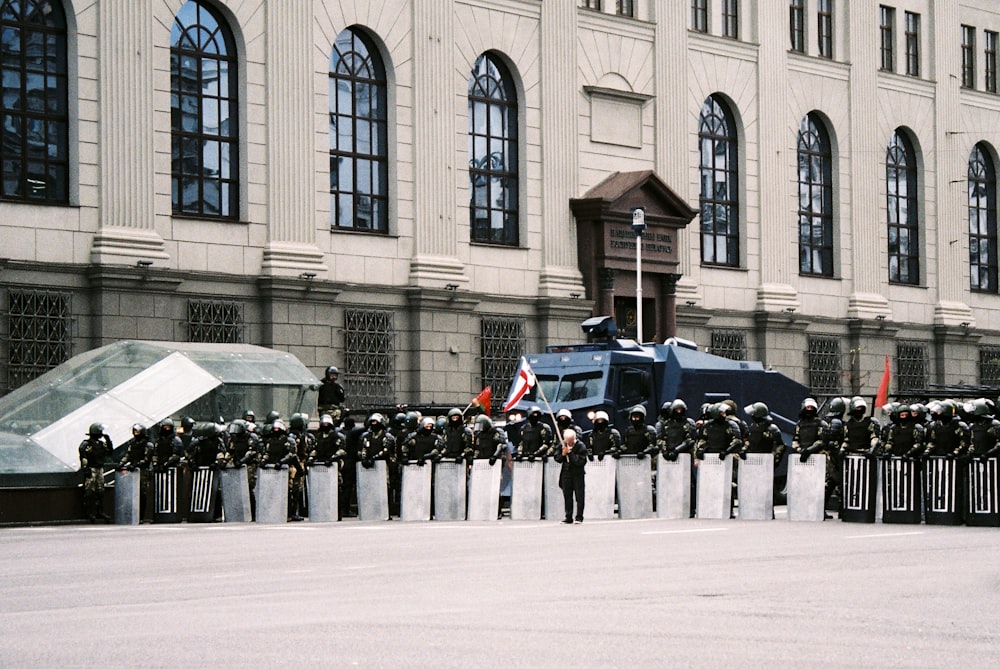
[3,0,1000,412]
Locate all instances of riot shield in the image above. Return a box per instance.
[152,467,182,523]
[219,466,252,522]
[114,469,141,525]
[737,453,773,521]
[966,456,1000,527]
[586,456,616,520]
[433,461,466,521]
[923,456,962,525]
[543,459,563,521]
[511,459,543,520]
[187,466,218,523]
[356,460,390,521]
[467,459,501,521]
[881,456,921,524]
[306,464,339,522]
[400,463,432,521]
[616,455,653,519]
[787,454,826,521]
[255,466,289,524]
[656,453,691,520]
[841,454,877,523]
[696,455,733,520]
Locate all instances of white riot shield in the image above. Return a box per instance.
[219,466,252,523]
[543,459,563,521]
[400,463,432,521]
[114,469,141,525]
[255,466,289,524]
[434,461,467,521]
[306,464,339,522]
[841,454,877,523]
[966,457,1000,526]
[467,459,501,521]
[152,468,181,523]
[881,456,921,524]
[696,455,733,519]
[787,454,826,522]
[511,460,544,520]
[616,455,653,519]
[656,453,691,520]
[923,456,962,525]
[737,453,773,521]
[356,460,389,521]
[586,456,616,520]
[187,467,218,523]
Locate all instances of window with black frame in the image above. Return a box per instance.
[698,95,740,268]
[170,0,239,219]
[962,24,976,89]
[886,130,919,285]
[789,0,805,53]
[692,0,707,33]
[329,28,388,232]
[817,0,833,58]
[969,143,997,293]
[880,6,895,72]
[904,12,920,77]
[468,53,518,246]
[0,0,69,204]
[798,114,834,277]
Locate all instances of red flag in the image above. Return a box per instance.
[875,354,891,409]
[472,386,492,411]
[503,358,536,412]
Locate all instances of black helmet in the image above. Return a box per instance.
[405,411,420,430]
[828,397,847,417]
[448,408,463,420]
[629,405,646,419]
[243,409,256,422]
[326,365,339,377]
[744,402,769,420]
[88,422,106,438]
[131,423,145,437]
[265,410,281,423]
[670,399,687,416]
[290,413,308,431]
[159,418,175,433]
[475,414,493,431]
[180,416,195,432]
[659,402,672,419]
[227,419,248,436]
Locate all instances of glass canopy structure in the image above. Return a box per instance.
[0,341,319,481]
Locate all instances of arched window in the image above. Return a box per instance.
[698,95,739,267]
[170,0,238,218]
[468,53,518,246]
[0,0,69,203]
[329,28,388,232]
[886,130,919,284]
[797,114,833,276]
[969,143,997,292]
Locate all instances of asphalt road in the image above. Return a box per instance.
[1,514,998,668]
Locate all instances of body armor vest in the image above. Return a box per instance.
[623,425,653,454]
[969,420,997,454]
[844,417,875,452]
[747,419,778,453]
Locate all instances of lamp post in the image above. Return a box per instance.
[631,207,646,343]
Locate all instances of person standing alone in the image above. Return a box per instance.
[556,429,588,524]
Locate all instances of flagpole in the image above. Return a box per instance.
[533,374,566,450]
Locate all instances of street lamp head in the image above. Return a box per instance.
[631,207,646,235]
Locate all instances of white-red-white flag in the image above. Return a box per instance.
[503,358,536,413]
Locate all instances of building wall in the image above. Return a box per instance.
[3,0,1000,408]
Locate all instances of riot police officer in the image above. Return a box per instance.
[402,417,444,465]
[259,419,299,519]
[186,422,227,469]
[309,414,346,466]
[226,418,261,519]
[586,410,621,461]
[695,404,742,459]
[287,413,314,521]
[883,404,925,459]
[119,423,151,472]
[360,413,396,467]
[79,422,112,522]
[317,365,347,425]
[924,400,969,459]
[517,406,552,461]
[614,405,658,459]
[743,402,783,460]
[658,400,697,461]
[441,408,473,463]
[472,415,507,465]
[840,397,880,457]
[150,418,183,471]
[966,398,1000,460]
[792,398,830,462]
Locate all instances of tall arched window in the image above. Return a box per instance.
[468,53,518,246]
[0,0,69,203]
[698,95,739,267]
[969,143,998,292]
[329,28,388,232]
[797,114,833,276]
[886,130,919,284]
[170,0,238,218]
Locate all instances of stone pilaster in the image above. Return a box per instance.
[91,2,167,265]
[537,0,584,297]
[261,0,326,276]
[408,0,467,286]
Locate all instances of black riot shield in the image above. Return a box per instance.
[152,468,182,523]
[187,466,218,523]
[881,457,921,524]
[966,456,1000,527]
[923,456,962,526]
[841,454,877,523]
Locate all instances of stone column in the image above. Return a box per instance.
[660,273,681,340]
[537,0,584,297]
[91,2,168,265]
[261,0,326,276]
[755,0,798,312]
[408,0,467,286]
[597,267,616,321]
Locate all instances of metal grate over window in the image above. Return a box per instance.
[344,309,395,410]
[808,336,842,395]
[709,329,747,361]
[6,289,72,390]
[896,343,928,392]
[481,317,525,415]
[187,300,244,343]
[979,347,1000,386]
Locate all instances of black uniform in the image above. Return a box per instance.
[556,438,588,523]
[587,423,622,460]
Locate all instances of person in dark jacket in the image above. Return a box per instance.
[556,429,588,524]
